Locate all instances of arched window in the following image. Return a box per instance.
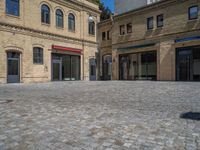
[68,13,75,31]
[56,9,63,28]
[89,21,95,35]
[41,4,50,24]
[33,47,43,64]
[6,0,20,16]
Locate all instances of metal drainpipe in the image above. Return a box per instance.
[81,6,85,81]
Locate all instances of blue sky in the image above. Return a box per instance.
[101,0,114,13]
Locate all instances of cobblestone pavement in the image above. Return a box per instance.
[0,81,200,150]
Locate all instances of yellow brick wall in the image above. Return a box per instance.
[0,0,100,83]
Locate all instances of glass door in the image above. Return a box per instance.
[177,49,192,81]
[52,57,62,81]
[71,56,80,80]
[7,52,20,83]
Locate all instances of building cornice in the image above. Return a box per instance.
[0,22,98,46]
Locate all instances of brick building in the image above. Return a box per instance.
[98,0,200,81]
[0,0,100,83]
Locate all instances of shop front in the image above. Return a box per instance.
[119,51,157,80]
[176,45,200,81]
[51,45,81,81]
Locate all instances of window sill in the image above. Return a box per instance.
[68,30,76,33]
[188,19,198,22]
[88,34,95,37]
[33,63,44,65]
[6,14,20,19]
[56,26,64,30]
[157,26,163,29]
[41,23,50,27]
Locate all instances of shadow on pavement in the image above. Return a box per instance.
[180,112,200,121]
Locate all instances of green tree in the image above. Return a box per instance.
[91,0,112,21]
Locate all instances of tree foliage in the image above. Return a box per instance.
[91,0,112,21]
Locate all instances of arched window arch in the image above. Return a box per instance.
[33,47,43,64]
[41,4,50,24]
[89,21,95,35]
[68,13,75,31]
[56,9,63,28]
[6,0,20,16]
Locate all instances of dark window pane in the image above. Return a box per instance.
[120,25,125,35]
[157,14,163,27]
[147,17,154,30]
[107,31,110,40]
[41,4,50,24]
[102,32,106,40]
[56,9,63,28]
[189,6,198,20]
[127,23,132,33]
[68,13,75,31]
[6,0,19,16]
[89,21,95,35]
[33,47,43,64]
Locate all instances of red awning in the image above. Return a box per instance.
[52,45,82,54]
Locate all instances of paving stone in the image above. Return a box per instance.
[0,81,199,149]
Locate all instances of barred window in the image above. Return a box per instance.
[33,47,43,64]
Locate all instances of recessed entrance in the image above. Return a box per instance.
[52,53,80,81]
[176,46,200,81]
[7,52,20,83]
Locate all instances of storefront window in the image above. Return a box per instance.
[120,51,157,80]
[193,47,200,81]
[52,54,80,81]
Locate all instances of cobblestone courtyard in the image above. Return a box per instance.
[0,81,200,150]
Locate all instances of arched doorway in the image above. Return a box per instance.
[103,55,112,80]
[7,52,20,83]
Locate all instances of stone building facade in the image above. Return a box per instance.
[98,0,200,81]
[0,0,100,83]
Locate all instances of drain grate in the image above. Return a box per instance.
[180,112,200,121]
[0,99,14,104]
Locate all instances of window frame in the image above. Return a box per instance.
[157,14,164,28]
[56,9,64,28]
[120,25,125,35]
[41,4,50,24]
[6,0,20,16]
[188,6,198,20]
[33,47,44,64]
[147,17,154,30]
[68,13,75,31]
[127,23,132,34]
